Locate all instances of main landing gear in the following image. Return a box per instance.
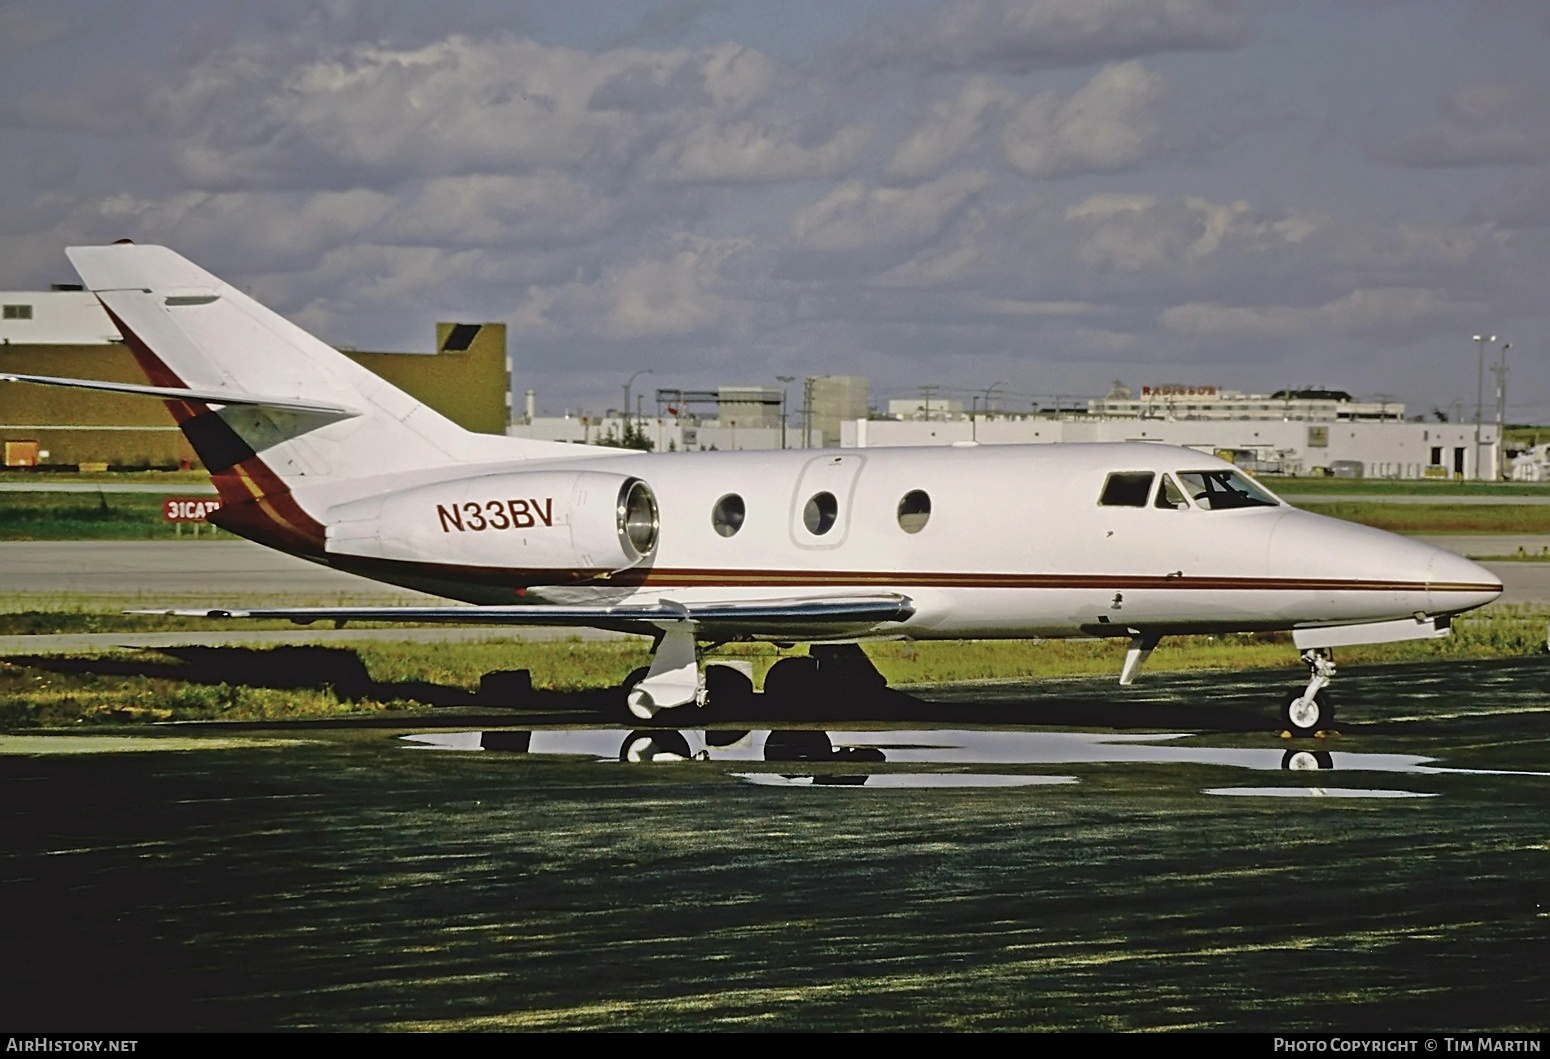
[1282,647,1337,737]
[621,640,888,722]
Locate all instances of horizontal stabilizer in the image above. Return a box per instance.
[0,372,360,419]
[131,594,917,637]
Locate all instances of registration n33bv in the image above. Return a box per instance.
[3,243,1502,734]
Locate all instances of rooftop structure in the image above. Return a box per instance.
[1089,381,1405,422]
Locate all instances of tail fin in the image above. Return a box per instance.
[66,243,561,552]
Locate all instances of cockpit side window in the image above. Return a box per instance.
[1098,471,1155,507]
[1176,469,1279,510]
[1155,474,1189,510]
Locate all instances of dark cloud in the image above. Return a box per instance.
[2,2,1548,415]
[1376,81,1550,168]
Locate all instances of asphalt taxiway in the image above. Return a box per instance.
[1,537,1547,1031]
[1,658,1547,1032]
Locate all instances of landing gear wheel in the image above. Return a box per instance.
[763,656,819,702]
[619,666,651,719]
[704,663,754,718]
[1281,689,1333,737]
[1281,748,1334,771]
[619,729,692,763]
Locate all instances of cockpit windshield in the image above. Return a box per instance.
[1176,469,1280,510]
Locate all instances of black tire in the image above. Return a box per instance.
[763,656,819,702]
[764,729,833,762]
[619,729,692,763]
[704,664,754,715]
[1281,689,1333,737]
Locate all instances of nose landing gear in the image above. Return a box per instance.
[1282,647,1336,737]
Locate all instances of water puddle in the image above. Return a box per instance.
[400,727,1546,793]
[402,728,1432,770]
[734,773,1076,789]
[1205,787,1437,799]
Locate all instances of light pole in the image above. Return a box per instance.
[776,375,794,449]
[1474,335,1494,480]
[623,369,652,439]
[1494,341,1512,480]
[983,381,1005,419]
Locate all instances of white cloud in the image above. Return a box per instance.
[644,120,872,183]
[1000,62,1166,178]
[511,235,750,341]
[791,172,990,255]
[887,78,1014,180]
[129,36,799,191]
[862,0,1246,73]
[1066,193,1316,274]
[1162,287,1469,343]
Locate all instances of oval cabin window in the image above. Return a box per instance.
[803,491,838,535]
[711,493,745,537]
[897,490,931,533]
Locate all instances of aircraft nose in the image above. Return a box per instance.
[1426,546,1503,615]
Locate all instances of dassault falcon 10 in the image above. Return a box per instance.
[3,243,1502,734]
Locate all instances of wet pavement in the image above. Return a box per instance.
[2,657,1548,1032]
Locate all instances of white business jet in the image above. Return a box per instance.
[3,244,1502,735]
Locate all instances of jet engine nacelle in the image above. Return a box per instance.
[325,470,659,574]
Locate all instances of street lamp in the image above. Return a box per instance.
[983,381,1006,419]
[1494,341,1512,480]
[624,369,652,440]
[1474,335,1495,480]
[776,375,795,450]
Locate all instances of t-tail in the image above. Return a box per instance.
[51,243,577,554]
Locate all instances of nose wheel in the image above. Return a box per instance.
[1282,648,1336,736]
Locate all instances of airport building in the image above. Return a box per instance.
[509,376,868,452]
[1,289,510,468]
[842,415,1496,480]
[1086,381,1406,422]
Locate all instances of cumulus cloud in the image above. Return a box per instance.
[790,172,990,257]
[887,78,1015,180]
[52,35,798,192]
[1065,193,1316,275]
[859,0,1246,73]
[511,235,751,342]
[1162,287,1471,343]
[643,120,872,183]
[1000,61,1166,178]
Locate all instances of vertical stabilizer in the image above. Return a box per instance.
[65,243,560,552]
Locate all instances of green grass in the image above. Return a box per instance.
[0,469,212,486]
[0,492,234,541]
[3,605,1542,728]
[1265,476,1550,497]
[1297,501,1550,534]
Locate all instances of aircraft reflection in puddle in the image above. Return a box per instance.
[400,728,1502,793]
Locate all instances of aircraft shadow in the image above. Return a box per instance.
[1,642,1289,733]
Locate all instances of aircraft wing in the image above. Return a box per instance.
[132,593,917,640]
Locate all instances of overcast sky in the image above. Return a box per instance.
[3,0,1548,421]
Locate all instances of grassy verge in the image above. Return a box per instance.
[0,492,235,541]
[1297,501,1550,534]
[2,605,1542,728]
[1265,477,1550,497]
